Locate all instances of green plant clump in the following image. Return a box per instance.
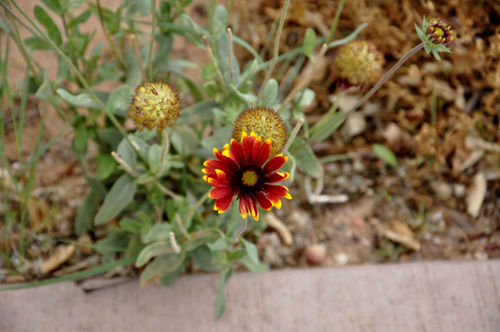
[0,0,452,319]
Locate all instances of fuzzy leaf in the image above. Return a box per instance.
[94,174,137,225]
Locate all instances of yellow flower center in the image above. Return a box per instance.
[242,170,258,186]
[434,27,444,37]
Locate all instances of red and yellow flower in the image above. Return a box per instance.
[203,132,291,221]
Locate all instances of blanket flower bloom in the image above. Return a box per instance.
[128,82,181,132]
[203,131,291,221]
[232,108,287,158]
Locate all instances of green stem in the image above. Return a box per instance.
[182,189,210,226]
[233,217,247,242]
[256,0,291,105]
[327,0,346,43]
[96,0,126,72]
[4,0,142,161]
[148,0,157,81]
[283,118,304,153]
[157,128,169,177]
[309,91,345,135]
[344,42,425,115]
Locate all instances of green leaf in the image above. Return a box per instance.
[136,171,155,184]
[97,62,121,82]
[293,139,322,178]
[373,144,399,170]
[74,194,98,235]
[303,28,317,57]
[148,143,163,174]
[94,174,137,225]
[95,154,116,180]
[200,126,233,151]
[0,18,11,33]
[119,218,142,234]
[310,111,346,143]
[117,137,137,170]
[191,245,226,272]
[137,211,153,228]
[55,57,69,85]
[56,88,99,108]
[129,135,150,162]
[207,238,230,251]
[215,266,233,321]
[241,238,259,265]
[138,0,152,15]
[261,78,278,107]
[34,5,62,46]
[140,251,186,286]
[239,254,269,273]
[177,100,218,125]
[136,241,173,267]
[106,85,131,116]
[171,125,198,155]
[35,69,51,100]
[143,223,174,243]
[74,123,88,152]
[24,36,52,51]
[296,88,316,108]
[67,10,91,29]
[67,36,84,52]
[182,228,224,252]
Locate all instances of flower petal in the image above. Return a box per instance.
[263,154,288,173]
[264,171,290,183]
[252,136,263,165]
[214,194,234,213]
[254,138,272,167]
[229,139,245,165]
[263,184,292,199]
[242,132,256,163]
[204,159,235,175]
[256,192,272,211]
[209,187,236,199]
[266,192,282,209]
[239,195,248,219]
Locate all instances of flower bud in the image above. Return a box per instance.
[426,19,453,45]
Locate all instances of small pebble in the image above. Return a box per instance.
[306,244,327,265]
[334,253,349,266]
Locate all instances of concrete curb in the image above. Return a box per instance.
[1,260,499,331]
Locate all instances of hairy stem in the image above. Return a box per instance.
[344,42,425,114]
[233,217,247,242]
